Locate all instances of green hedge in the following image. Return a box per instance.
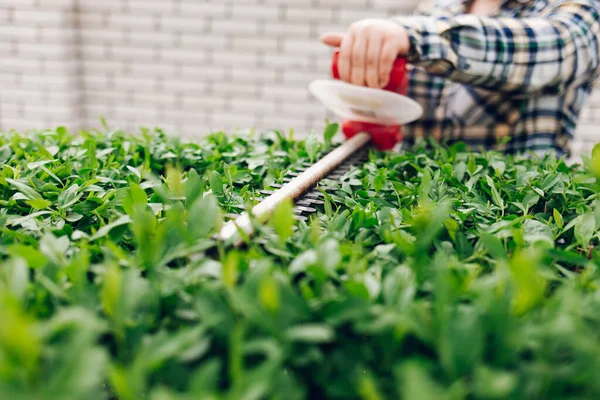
[1,124,600,400]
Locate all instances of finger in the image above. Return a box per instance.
[320,33,344,47]
[379,38,400,88]
[365,30,383,88]
[350,31,367,86]
[338,32,354,83]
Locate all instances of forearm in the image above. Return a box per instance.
[392,1,600,96]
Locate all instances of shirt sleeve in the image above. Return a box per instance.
[392,0,600,97]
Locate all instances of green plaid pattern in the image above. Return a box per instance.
[392,0,600,156]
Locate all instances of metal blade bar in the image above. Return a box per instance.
[217,132,371,244]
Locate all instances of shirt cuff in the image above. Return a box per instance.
[391,15,458,76]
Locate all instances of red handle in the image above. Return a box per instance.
[330,50,408,150]
[331,50,408,94]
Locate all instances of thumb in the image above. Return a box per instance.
[320,33,345,47]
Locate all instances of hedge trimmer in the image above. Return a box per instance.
[218,51,422,245]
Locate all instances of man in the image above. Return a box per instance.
[321,0,600,157]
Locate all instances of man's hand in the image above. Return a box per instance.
[321,19,411,89]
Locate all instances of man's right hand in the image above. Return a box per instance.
[321,19,412,89]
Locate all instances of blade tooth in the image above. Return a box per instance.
[293,214,308,221]
[303,191,324,199]
[287,171,300,177]
[297,198,325,207]
[295,205,318,213]
[295,199,314,207]
[282,177,292,183]
[259,190,274,196]
[269,183,283,188]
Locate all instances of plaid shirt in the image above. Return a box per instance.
[392,0,600,156]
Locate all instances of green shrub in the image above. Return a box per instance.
[1,124,600,400]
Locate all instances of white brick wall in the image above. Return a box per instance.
[0,0,598,161]
[0,0,81,130]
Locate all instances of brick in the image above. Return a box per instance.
[232,36,278,52]
[231,5,280,21]
[5,103,78,120]
[109,14,156,31]
[211,82,258,98]
[82,59,128,75]
[16,42,75,59]
[109,46,156,62]
[316,0,369,6]
[13,74,77,90]
[180,95,227,111]
[575,125,600,142]
[230,97,278,114]
[113,106,163,121]
[111,76,159,92]
[281,101,326,116]
[76,12,108,28]
[209,19,258,36]
[211,112,260,130]
[1,118,46,131]
[180,65,227,80]
[262,53,311,69]
[284,7,335,23]
[210,50,258,66]
[261,22,311,37]
[0,41,16,57]
[80,43,109,60]
[226,0,264,4]
[127,0,175,14]
[79,28,126,45]
[337,9,389,25]
[0,8,12,24]
[42,59,78,75]
[84,104,115,118]
[0,26,39,42]
[12,9,72,26]
[1,77,55,92]
[128,31,176,46]
[282,38,331,56]
[260,82,311,102]
[79,0,126,13]
[261,0,319,4]
[178,2,226,17]
[0,103,25,119]
[132,92,177,108]
[231,65,279,84]
[83,90,130,102]
[262,115,311,132]
[316,22,351,36]
[180,34,228,50]
[41,27,77,45]
[2,58,43,74]
[159,16,206,34]
[129,62,179,79]
[1,0,37,8]
[82,75,112,91]
[282,69,317,85]
[160,48,207,63]
[371,0,420,11]
[36,0,74,9]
